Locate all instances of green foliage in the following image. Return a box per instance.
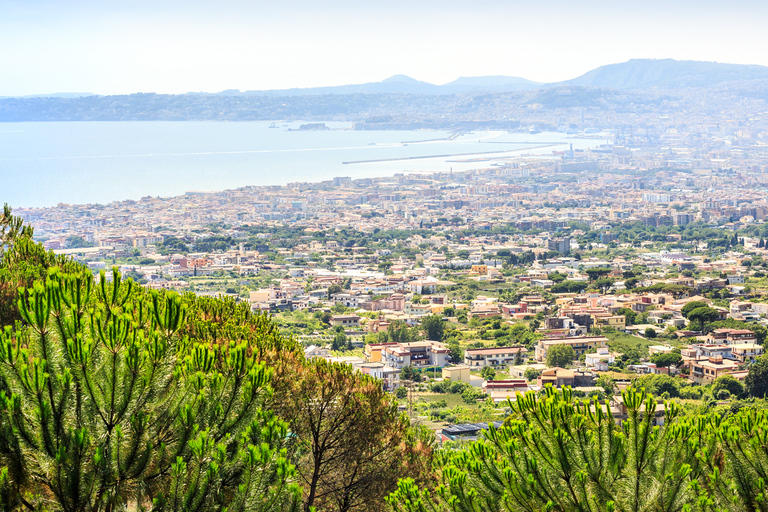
[651,351,683,368]
[283,359,426,512]
[615,307,637,325]
[523,367,541,381]
[681,300,709,318]
[388,387,759,512]
[550,280,589,294]
[596,374,615,395]
[480,366,496,381]
[400,365,422,383]
[712,375,745,399]
[157,236,190,254]
[461,386,484,404]
[0,267,301,511]
[746,354,768,398]
[421,314,445,341]
[545,343,575,367]
[65,235,95,248]
[686,306,720,325]
[632,373,683,397]
[644,327,657,338]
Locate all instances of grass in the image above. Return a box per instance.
[603,330,658,356]
[409,391,505,429]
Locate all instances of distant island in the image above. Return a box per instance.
[297,123,330,131]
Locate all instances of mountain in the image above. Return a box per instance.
[216,74,541,97]
[444,75,542,88]
[558,59,768,89]
[0,92,94,99]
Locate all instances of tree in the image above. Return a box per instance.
[651,352,683,368]
[681,300,709,318]
[746,354,768,398]
[585,267,611,281]
[0,268,302,511]
[644,327,657,338]
[282,359,427,512]
[399,365,422,383]
[480,366,496,381]
[446,341,463,363]
[596,375,615,395]
[632,374,680,397]
[616,307,637,326]
[594,277,615,292]
[386,321,414,344]
[461,386,484,404]
[545,344,575,367]
[332,330,351,351]
[387,387,718,512]
[421,314,444,341]
[712,374,745,399]
[523,368,541,381]
[686,306,719,325]
[65,235,95,248]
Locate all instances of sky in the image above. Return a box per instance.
[2,0,768,96]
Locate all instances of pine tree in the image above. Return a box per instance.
[388,386,768,512]
[0,268,301,511]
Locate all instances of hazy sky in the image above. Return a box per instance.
[2,0,767,96]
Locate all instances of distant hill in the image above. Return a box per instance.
[216,74,542,97]
[558,59,768,89]
[0,92,94,99]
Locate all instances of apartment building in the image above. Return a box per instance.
[730,343,763,363]
[380,341,450,369]
[329,314,361,328]
[464,346,528,368]
[689,355,745,385]
[535,336,609,362]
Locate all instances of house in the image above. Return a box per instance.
[611,395,666,426]
[442,365,471,383]
[364,342,397,362]
[440,422,504,443]
[537,368,596,388]
[482,380,529,401]
[304,345,330,359]
[380,341,451,369]
[584,347,616,367]
[509,363,548,379]
[688,355,742,385]
[331,293,370,308]
[464,346,528,367]
[404,303,432,316]
[329,314,361,328]
[648,345,674,356]
[535,336,609,362]
[730,343,763,363]
[357,362,386,380]
[708,329,757,345]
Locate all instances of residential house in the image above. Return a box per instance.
[482,380,530,401]
[464,346,528,368]
[535,336,609,362]
[329,314,361,328]
[380,341,451,369]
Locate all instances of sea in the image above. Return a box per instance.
[0,121,606,208]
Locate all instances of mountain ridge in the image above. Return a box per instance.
[4,59,768,100]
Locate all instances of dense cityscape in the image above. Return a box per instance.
[6,59,768,511]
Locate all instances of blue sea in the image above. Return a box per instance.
[0,121,605,208]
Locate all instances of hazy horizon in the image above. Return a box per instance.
[3,0,768,96]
